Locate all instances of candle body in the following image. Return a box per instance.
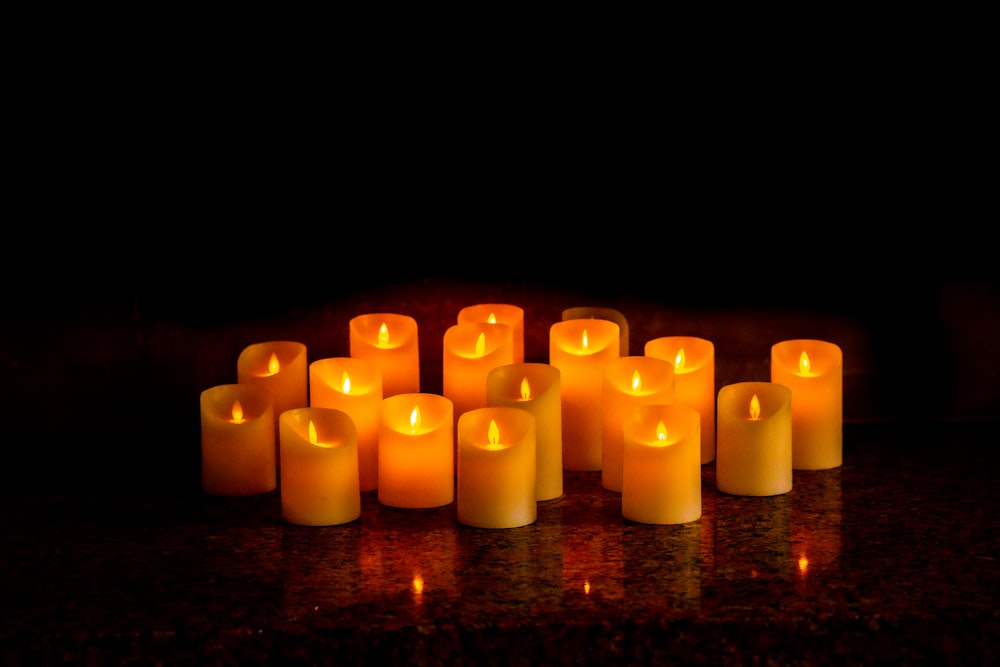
[349,313,420,397]
[486,362,563,501]
[378,393,454,508]
[200,383,276,496]
[237,340,308,455]
[442,322,514,424]
[458,303,525,364]
[561,306,630,357]
[771,339,843,470]
[622,404,702,524]
[716,381,793,496]
[279,407,361,526]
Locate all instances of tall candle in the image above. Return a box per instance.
[378,393,454,508]
[349,313,420,397]
[442,321,514,425]
[561,306,630,357]
[237,340,308,455]
[200,383,276,496]
[457,303,525,364]
[279,407,361,526]
[771,339,843,470]
[549,318,620,471]
[716,381,793,497]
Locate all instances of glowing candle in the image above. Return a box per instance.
[644,336,716,464]
[200,383,276,496]
[622,404,702,524]
[486,362,563,501]
[378,393,454,508]
[601,356,675,492]
[442,321,514,424]
[457,303,525,363]
[279,407,361,526]
[309,357,382,492]
[549,318,620,471]
[716,381,792,496]
[561,306,630,356]
[771,339,843,470]
[237,340,308,454]
[457,407,536,529]
[349,313,420,397]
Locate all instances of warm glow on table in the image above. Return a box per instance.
[716,381,792,497]
[561,306,630,356]
[200,383,276,496]
[442,321,514,428]
[236,340,308,456]
[378,393,454,508]
[458,303,525,364]
[349,313,420,397]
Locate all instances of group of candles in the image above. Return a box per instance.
[200,304,843,529]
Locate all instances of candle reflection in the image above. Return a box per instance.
[791,467,843,581]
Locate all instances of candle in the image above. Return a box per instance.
[442,321,514,425]
[278,407,361,526]
[561,306,630,356]
[549,318,620,471]
[236,340,308,455]
[771,339,843,470]
[200,383,276,496]
[457,407,536,529]
[349,313,420,397]
[716,381,793,496]
[309,357,383,492]
[601,356,675,492]
[622,404,702,524]
[457,303,525,364]
[644,336,716,464]
[486,362,563,501]
[378,393,454,508]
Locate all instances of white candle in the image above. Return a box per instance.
[561,306,630,356]
[378,393,454,508]
[442,321,514,425]
[716,381,793,497]
[349,313,420,397]
[236,340,308,459]
[458,303,525,364]
[200,383,276,496]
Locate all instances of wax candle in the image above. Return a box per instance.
[562,306,630,356]
[622,403,702,524]
[349,313,420,397]
[237,340,308,455]
[601,356,675,492]
[771,339,843,470]
[457,303,525,364]
[442,321,514,425]
[716,381,793,497]
[378,393,454,508]
[549,318,620,471]
[644,336,716,464]
[457,407,536,529]
[486,362,563,501]
[279,407,361,526]
[200,383,276,496]
[309,357,382,492]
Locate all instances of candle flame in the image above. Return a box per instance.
[631,370,642,392]
[487,419,502,449]
[656,420,668,441]
[308,419,318,444]
[378,322,389,346]
[749,394,761,420]
[475,332,486,357]
[581,329,589,351]
[584,580,591,595]
[798,554,809,575]
[674,348,686,371]
[520,376,531,400]
[410,406,421,433]
[413,574,424,594]
[799,350,812,374]
[487,312,497,324]
[267,353,280,375]
[231,400,245,424]
[341,370,351,394]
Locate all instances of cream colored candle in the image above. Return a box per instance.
[279,407,361,526]
[644,336,716,465]
[458,303,525,364]
[486,362,563,501]
[457,407,536,529]
[442,321,514,424]
[716,381,792,497]
[349,313,420,397]
[237,340,308,454]
[562,306,630,356]
[601,356,675,492]
[309,357,382,492]
[771,339,843,470]
[378,393,454,508]
[200,383,276,496]
[622,403,702,524]
[549,318,620,471]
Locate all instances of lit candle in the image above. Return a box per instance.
[237,340,308,455]
[200,383,276,496]
[457,303,525,364]
[770,339,843,470]
[622,404,702,524]
[442,321,514,424]
[349,313,420,397]
[486,362,563,501]
[549,318,620,471]
[278,407,361,526]
[601,356,675,492]
[378,393,454,508]
[561,306,630,356]
[309,357,383,492]
[644,336,716,464]
[457,407,536,529]
[716,381,793,496]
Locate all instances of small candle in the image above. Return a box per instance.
[200,383,276,496]
[457,407,536,529]
[601,356,675,492]
[279,407,361,526]
[309,357,383,492]
[486,362,563,501]
[378,393,454,508]
[349,313,420,397]
[716,381,793,497]
[771,339,843,470]
[457,303,525,364]
[622,404,702,524]
[237,340,308,455]
[561,306,630,357]
[442,321,514,424]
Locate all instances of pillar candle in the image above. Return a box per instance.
[486,362,563,501]
[200,383,276,496]
[770,339,843,470]
[716,381,793,497]
[309,357,382,492]
[442,321,514,424]
[457,407,537,529]
[237,340,308,455]
[562,306,630,357]
[644,336,716,465]
[549,318,620,471]
[279,407,361,526]
[601,356,675,492]
[349,313,420,397]
[457,303,525,364]
[622,403,702,524]
[378,393,454,508]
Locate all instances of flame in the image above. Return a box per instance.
[378,322,389,346]
[584,580,591,595]
[231,400,245,424]
[656,420,668,441]
[341,370,351,394]
[799,350,812,374]
[520,376,531,400]
[410,406,421,433]
[487,419,502,449]
[674,348,686,371]
[581,329,589,351]
[413,574,424,594]
[631,369,642,392]
[487,312,497,324]
[308,420,318,445]
[798,554,809,575]
[749,393,761,420]
[267,353,280,375]
[475,332,486,357]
